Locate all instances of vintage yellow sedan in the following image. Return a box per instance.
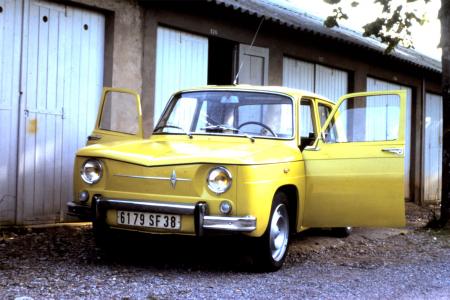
[68,85,406,271]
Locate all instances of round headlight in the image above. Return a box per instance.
[207,167,232,194]
[80,159,103,184]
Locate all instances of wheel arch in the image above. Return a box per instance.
[275,185,299,234]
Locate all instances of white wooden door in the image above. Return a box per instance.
[238,44,269,85]
[282,57,349,139]
[367,77,412,200]
[154,27,209,125]
[282,57,348,103]
[314,65,348,103]
[282,57,314,91]
[0,0,22,225]
[17,0,104,224]
[423,93,443,203]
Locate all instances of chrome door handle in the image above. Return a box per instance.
[87,135,102,141]
[381,148,404,155]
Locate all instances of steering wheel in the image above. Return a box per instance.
[237,121,277,137]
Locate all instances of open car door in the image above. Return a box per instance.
[87,87,143,145]
[302,90,406,227]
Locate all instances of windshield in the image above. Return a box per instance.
[154,91,294,139]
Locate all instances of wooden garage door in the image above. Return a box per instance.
[282,57,348,103]
[16,0,105,224]
[423,93,443,203]
[154,27,208,125]
[0,0,22,225]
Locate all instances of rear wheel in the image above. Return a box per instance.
[254,191,290,272]
[332,227,352,237]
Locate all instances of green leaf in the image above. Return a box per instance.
[324,16,339,28]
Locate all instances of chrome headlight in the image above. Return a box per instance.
[80,159,103,184]
[207,167,232,194]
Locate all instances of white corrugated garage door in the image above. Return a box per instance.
[283,58,314,92]
[367,77,412,200]
[0,0,105,224]
[423,93,442,203]
[154,27,208,125]
[282,57,348,103]
[282,57,348,140]
[0,0,22,225]
[315,65,348,103]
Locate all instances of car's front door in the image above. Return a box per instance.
[302,90,406,227]
[87,87,143,145]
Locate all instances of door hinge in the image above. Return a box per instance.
[24,108,64,118]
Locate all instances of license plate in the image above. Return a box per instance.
[116,210,181,230]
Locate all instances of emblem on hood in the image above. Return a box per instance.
[170,170,177,189]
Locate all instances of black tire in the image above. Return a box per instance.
[332,227,352,238]
[253,191,290,272]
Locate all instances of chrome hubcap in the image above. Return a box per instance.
[269,203,289,262]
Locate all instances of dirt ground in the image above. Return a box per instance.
[0,203,449,299]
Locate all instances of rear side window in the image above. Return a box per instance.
[318,103,332,128]
[300,100,315,138]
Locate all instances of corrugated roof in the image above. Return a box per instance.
[210,0,441,73]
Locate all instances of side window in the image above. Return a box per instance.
[324,94,401,143]
[300,99,316,149]
[99,91,139,135]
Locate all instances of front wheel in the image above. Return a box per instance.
[253,191,290,272]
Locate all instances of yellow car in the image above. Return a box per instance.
[68,85,406,271]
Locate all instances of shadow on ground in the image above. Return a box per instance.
[0,201,436,272]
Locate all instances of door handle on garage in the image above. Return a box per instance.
[381,148,404,155]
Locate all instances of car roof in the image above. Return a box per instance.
[176,85,335,105]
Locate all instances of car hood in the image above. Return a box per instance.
[76,136,302,166]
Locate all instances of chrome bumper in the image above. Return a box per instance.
[203,216,256,231]
[67,198,256,235]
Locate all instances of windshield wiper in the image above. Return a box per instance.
[201,124,239,133]
[153,124,193,139]
[200,125,255,143]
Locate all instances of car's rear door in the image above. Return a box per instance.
[302,90,406,227]
[87,87,143,145]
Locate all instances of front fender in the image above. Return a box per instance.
[236,161,305,237]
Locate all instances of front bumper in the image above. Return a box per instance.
[67,198,256,235]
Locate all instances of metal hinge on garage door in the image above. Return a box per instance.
[24,107,64,118]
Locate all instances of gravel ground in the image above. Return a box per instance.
[1,203,449,299]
